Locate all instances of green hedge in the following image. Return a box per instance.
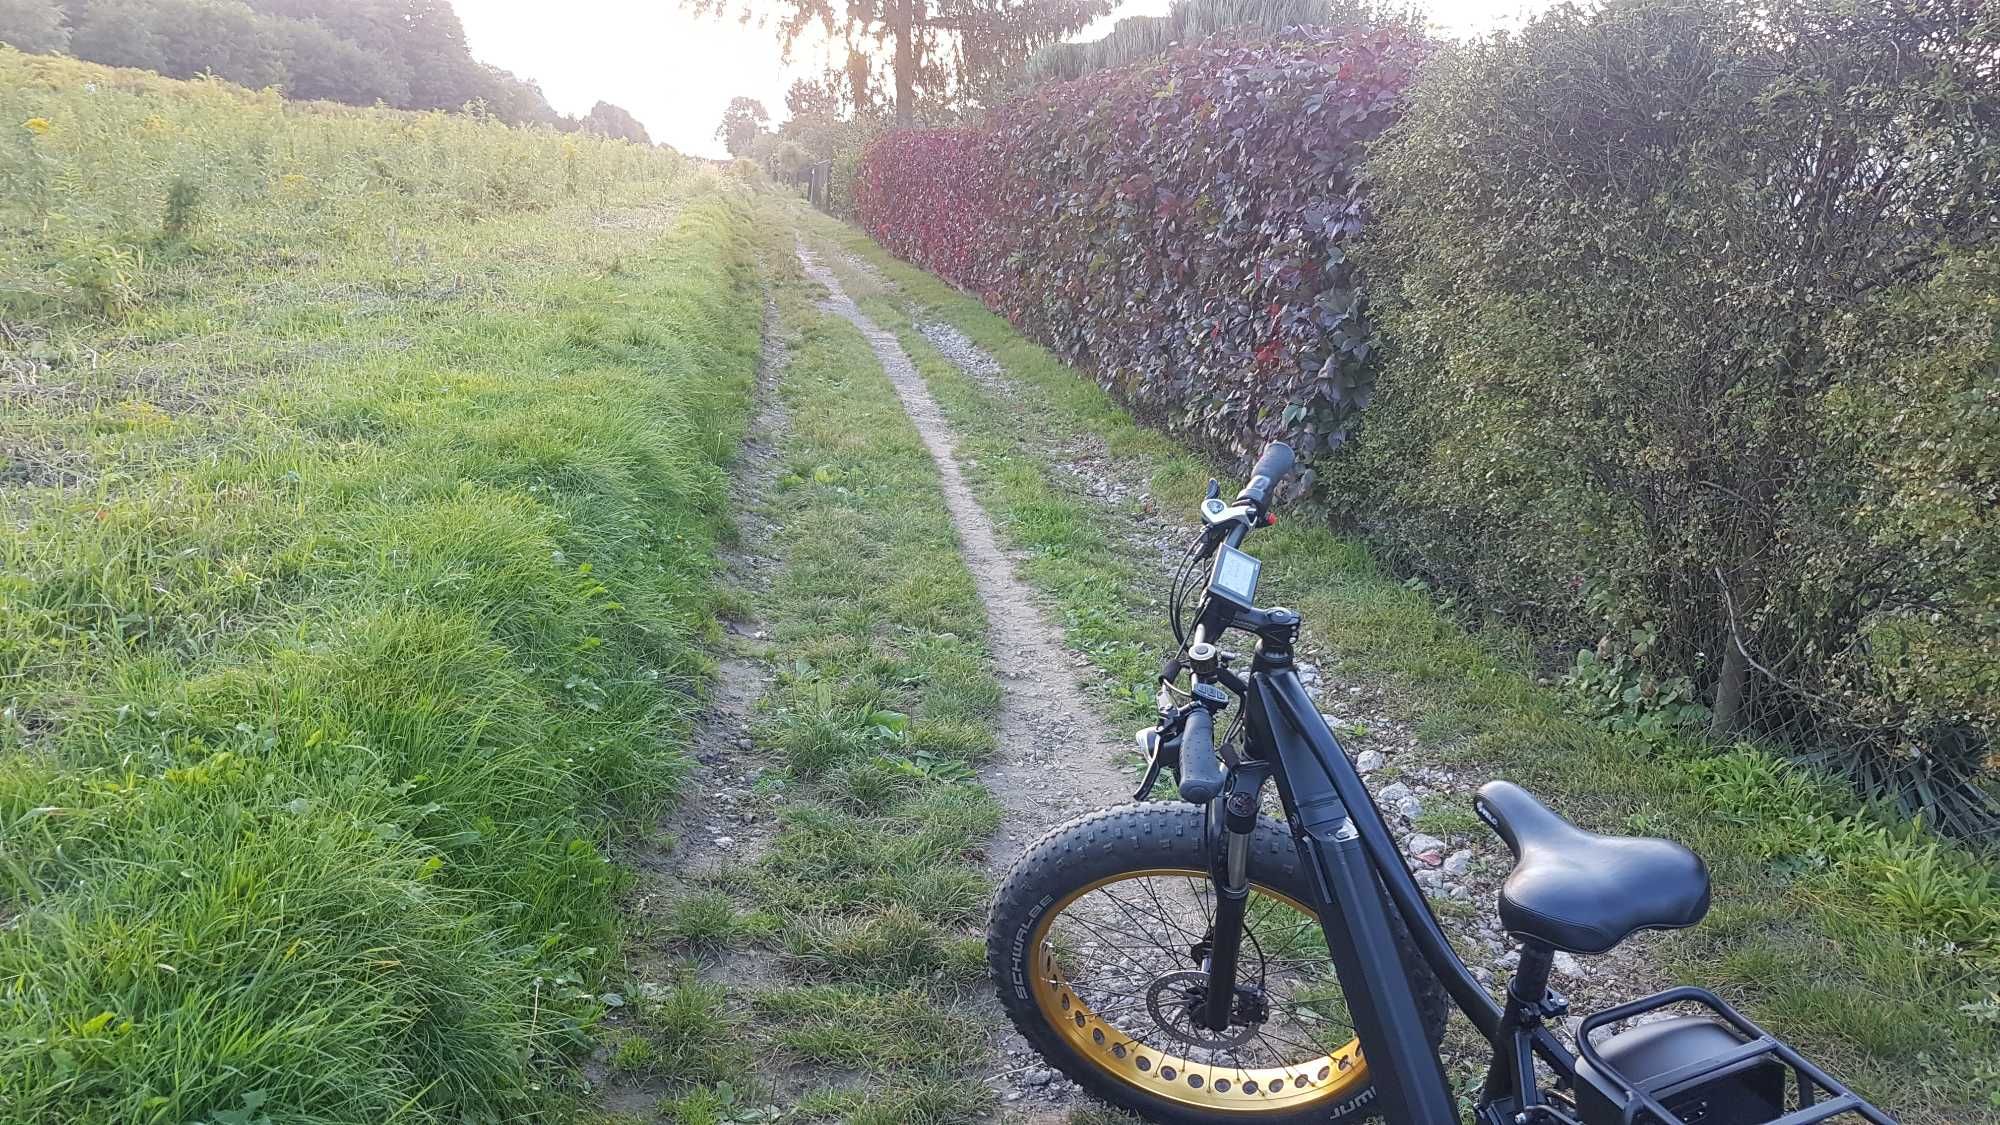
[857,28,1426,462]
[1352,0,1998,835]
[851,0,1999,837]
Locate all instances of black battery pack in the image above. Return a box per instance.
[1576,1015,1787,1125]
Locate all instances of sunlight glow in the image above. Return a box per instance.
[454,0,1553,160]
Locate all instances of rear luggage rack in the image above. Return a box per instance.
[1577,987,1898,1125]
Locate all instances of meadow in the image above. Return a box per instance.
[1,50,760,1122]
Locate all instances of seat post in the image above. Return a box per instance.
[1479,940,1564,1109]
[1508,942,1555,1012]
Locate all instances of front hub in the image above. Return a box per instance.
[1144,969,1269,1050]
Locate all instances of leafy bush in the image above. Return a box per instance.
[858,27,1426,463]
[853,127,999,292]
[854,0,1998,836]
[1353,0,1998,834]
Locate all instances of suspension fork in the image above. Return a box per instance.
[1198,761,1269,1032]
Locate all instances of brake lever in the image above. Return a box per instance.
[1133,728,1170,800]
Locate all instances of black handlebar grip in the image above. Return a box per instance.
[1235,441,1296,512]
[1177,708,1225,804]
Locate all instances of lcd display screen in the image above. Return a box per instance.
[1210,545,1261,606]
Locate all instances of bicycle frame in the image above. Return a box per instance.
[1127,455,1890,1125]
[1202,603,1579,1124]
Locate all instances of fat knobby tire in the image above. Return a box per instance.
[986,802,1450,1124]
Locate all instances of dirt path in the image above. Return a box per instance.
[797,246,1134,1119]
[797,246,1135,873]
[590,296,793,1117]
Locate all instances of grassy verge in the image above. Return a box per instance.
[790,202,2000,1122]
[590,212,999,1125]
[2,55,762,1123]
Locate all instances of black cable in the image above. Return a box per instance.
[1169,533,1205,648]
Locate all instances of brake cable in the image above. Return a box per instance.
[1167,531,1214,648]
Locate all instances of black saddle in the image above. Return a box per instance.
[1474,781,1710,955]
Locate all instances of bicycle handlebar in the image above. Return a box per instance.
[1234,441,1295,515]
[1177,707,1224,803]
[1159,441,1297,805]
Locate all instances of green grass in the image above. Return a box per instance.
[789,201,2000,1122]
[656,890,771,953]
[596,216,1000,1122]
[632,971,750,1086]
[1,53,763,1124]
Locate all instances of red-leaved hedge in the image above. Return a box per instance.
[853,128,1001,295]
[855,29,1427,463]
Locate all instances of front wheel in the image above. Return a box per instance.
[987,803,1448,1123]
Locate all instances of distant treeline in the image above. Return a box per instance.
[0,0,651,141]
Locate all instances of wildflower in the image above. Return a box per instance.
[22,117,50,135]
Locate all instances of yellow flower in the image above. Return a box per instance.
[22,117,51,135]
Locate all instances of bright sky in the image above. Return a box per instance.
[454,0,1553,160]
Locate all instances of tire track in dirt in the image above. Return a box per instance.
[590,294,794,1117]
[796,245,1133,1121]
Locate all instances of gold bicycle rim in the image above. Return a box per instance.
[1027,867,1369,1113]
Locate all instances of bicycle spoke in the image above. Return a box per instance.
[1032,869,1363,1086]
[1185,875,1214,929]
[1051,902,1183,964]
[1088,886,1194,962]
[1137,877,1207,947]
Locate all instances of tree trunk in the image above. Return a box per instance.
[1706,335,1808,742]
[1709,623,1750,740]
[893,0,917,124]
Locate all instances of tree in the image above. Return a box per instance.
[66,0,170,75]
[150,0,287,88]
[750,131,809,175]
[0,0,69,54]
[1019,0,1424,88]
[65,0,285,89]
[472,64,567,127]
[784,75,840,122]
[714,96,768,157]
[780,76,844,157]
[394,0,484,110]
[43,0,579,128]
[244,0,418,104]
[275,18,412,105]
[683,0,1114,122]
[581,101,650,145]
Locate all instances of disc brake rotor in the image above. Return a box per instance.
[1144,969,1261,1050]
